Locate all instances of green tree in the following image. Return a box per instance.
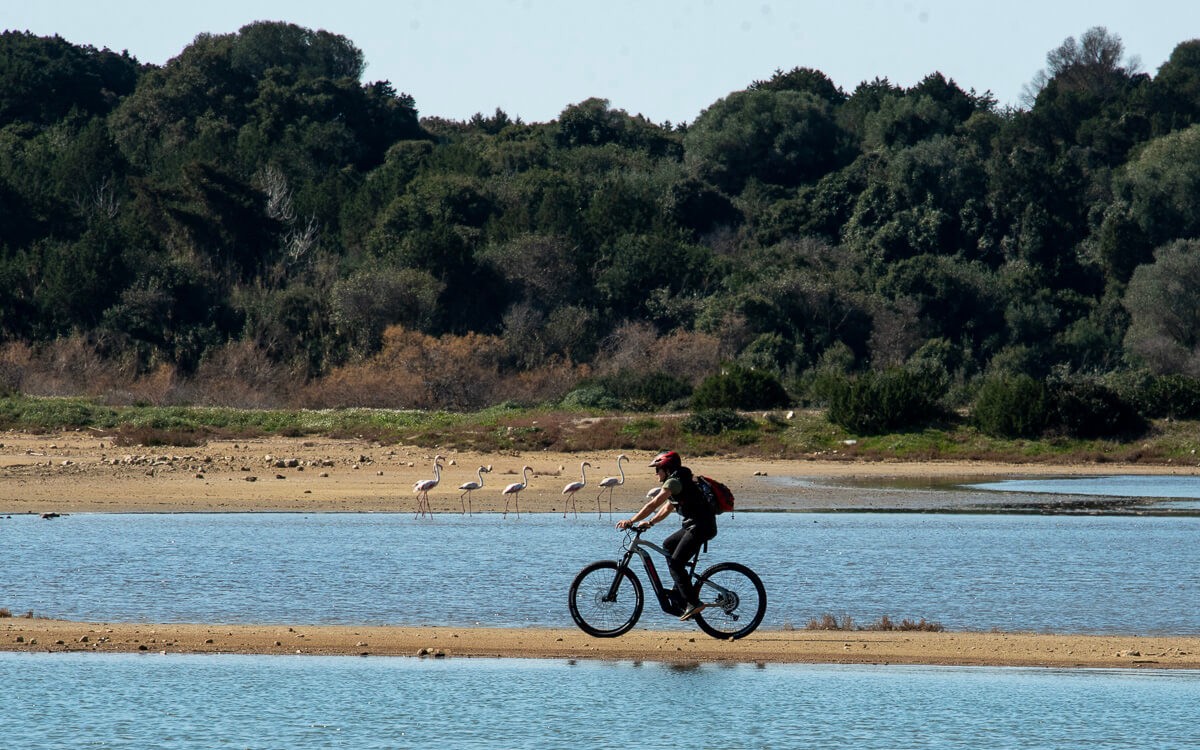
[748,66,846,105]
[684,88,848,193]
[0,31,141,126]
[1115,125,1200,251]
[1149,40,1200,133]
[330,266,445,355]
[1122,239,1200,375]
[555,98,678,156]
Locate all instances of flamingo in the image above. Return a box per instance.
[561,461,591,518]
[502,466,533,519]
[458,465,490,515]
[595,454,628,518]
[412,455,444,518]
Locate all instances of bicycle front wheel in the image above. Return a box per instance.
[693,562,766,640]
[568,560,644,637]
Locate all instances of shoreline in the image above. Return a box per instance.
[4,431,1199,515]
[3,620,1199,669]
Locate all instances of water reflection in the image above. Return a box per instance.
[3,652,1198,750]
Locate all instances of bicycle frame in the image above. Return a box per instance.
[607,528,705,616]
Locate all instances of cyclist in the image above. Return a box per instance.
[616,450,717,621]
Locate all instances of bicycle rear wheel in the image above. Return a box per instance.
[568,560,644,637]
[693,562,766,640]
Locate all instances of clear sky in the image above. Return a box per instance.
[5,1,1199,124]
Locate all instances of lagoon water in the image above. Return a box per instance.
[966,475,1200,510]
[3,652,1199,749]
[5,475,1200,747]
[4,508,1199,634]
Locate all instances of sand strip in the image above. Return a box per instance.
[3,620,1198,669]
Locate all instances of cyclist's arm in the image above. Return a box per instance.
[645,499,673,528]
[616,491,670,529]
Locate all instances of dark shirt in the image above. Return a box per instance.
[662,467,717,535]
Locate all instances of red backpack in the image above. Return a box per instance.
[697,475,735,515]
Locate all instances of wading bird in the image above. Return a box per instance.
[413,455,444,518]
[458,465,490,515]
[561,461,591,518]
[502,466,534,519]
[595,454,628,518]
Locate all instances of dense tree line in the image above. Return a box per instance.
[2,22,1200,423]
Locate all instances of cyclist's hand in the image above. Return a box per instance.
[615,518,633,530]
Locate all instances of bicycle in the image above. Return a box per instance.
[568,524,766,640]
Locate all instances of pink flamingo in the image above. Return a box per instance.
[502,466,533,519]
[412,455,444,518]
[458,465,490,515]
[595,454,628,518]
[561,461,591,518]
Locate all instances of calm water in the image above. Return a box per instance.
[967,475,1200,510]
[3,510,1198,634]
[3,652,1199,749]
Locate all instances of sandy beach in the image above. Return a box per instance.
[3,619,1199,670]
[4,430,1199,668]
[4,429,1197,515]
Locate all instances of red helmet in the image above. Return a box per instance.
[648,451,681,471]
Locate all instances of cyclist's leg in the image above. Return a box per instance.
[659,529,685,608]
[664,528,706,607]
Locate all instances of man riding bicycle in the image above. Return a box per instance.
[616,450,717,621]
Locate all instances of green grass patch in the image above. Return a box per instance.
[2,394,1200,464]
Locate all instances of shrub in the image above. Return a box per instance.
[560,386,621,410]
[579,370,693,411]
[681,408,754,435]
[972,374,1049,438]
[825,370,940,435]
[1142,374,1200,419]
[1046,377,1147,439]
[805,613,855,630]
[691,364,789,411]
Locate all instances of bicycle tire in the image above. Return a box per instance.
[568,560,644,637]
[693,561,767,640]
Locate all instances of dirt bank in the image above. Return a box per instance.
[4,431,1196,515]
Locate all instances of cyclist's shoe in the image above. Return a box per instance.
[679,603,708,621]
[666,588,686,614]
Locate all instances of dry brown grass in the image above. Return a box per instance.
[302,326,588,410]
[805,613,945,632]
